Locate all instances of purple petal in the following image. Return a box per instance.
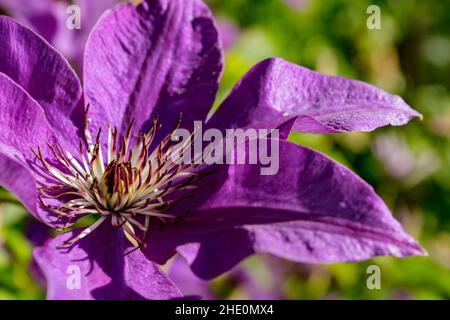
[33,223,182,300]
[169,255,214,299]
[0,16,83,149]
[169,254,284,299]
[207,58,421,135]
[84,0,223,137]
[0,73,75,225]
[0,73,59,159]
[26,218,52,246]
[145,139,425,279]
[0,154,41,216]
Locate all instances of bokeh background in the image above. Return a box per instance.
[0,0,449,299]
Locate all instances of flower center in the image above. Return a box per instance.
[31,109,205,249]
[101,160,134,206]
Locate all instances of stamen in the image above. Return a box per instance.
[32,113,207,248]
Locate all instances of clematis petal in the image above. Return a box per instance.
[169,255,213,299]
[0,73,65,225]
[207,58,421,135]
[0,16,83,148]
[0,73,60,162]
[144,139,425,279]
[0,154,40,216]
[84,0,223,137]
[0,73,72,225]
[169,254,283,299]
[33,223,182,300]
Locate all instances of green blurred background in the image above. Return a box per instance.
[0,0,449,299]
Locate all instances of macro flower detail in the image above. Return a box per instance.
[33,112,203,249]
[0,0,425,300]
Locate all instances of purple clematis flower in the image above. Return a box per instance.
[0,0,425,300]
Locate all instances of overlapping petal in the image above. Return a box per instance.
[84,0,223,137]
[0,73,59,159]
[0,73,66,224]
[0,154,40,216]
[169,255,213,299]
[0,16,83,150]
[33,223,182,300]
[144,139,425,279]
[207,58,421,135]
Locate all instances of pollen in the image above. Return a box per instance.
[31,108,208,249]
